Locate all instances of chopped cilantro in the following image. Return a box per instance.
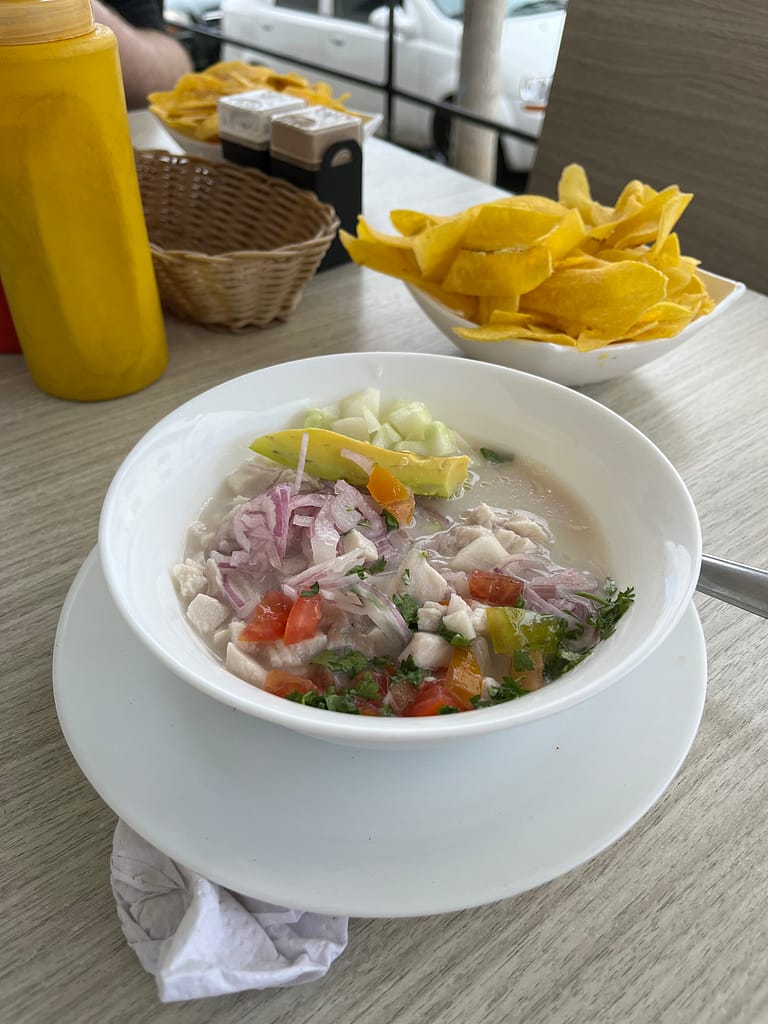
[368,556,388,575]
[311,648,369,676]
[575,582,635,640]
[474,675,529,707]
[480,447,513,464]
[402,569,411,585]
[300,581,320,597]
[545,646,591,680]
[437,620,471,648]
[391,655,427,688]
[324,692,359,714]
[370,656,389,668]
[350,674,380,700]
[495,676,529,700]
[512,649,535,672]
[437,705,460,715]
[345,564,367,578]
[499,675,529,697]
[393,593,420,630]
[294,689,326,709]
[381,509,399,531]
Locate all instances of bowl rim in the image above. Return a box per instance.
[99,351,703,744]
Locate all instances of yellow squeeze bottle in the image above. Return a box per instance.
[0,0,168,401]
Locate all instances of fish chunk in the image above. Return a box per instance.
[186,593,229,634]
[400,632,453,670]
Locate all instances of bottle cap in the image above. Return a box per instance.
[270,107,363,170]
[218,90,307,148]
[0,0,94,44]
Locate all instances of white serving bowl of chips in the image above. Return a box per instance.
[157,122,224,160]
[406,270,744,387]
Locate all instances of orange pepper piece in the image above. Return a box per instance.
[444,647,484,703]
[366,463,415,526]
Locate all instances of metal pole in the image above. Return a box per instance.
[384,0,396,142]
[452,0,507,182]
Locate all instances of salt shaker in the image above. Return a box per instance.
[218,89,307,173]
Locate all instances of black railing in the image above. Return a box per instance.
[166,6,539,149]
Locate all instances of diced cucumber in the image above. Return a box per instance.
[303,403,340,429]
[393,439,431,456]
[330,416,371,442]
[370,421,403,449]
[385,401,432,441]
[425,420,457,456]
[339,388,381,420]
[303,409,327,429]
[361,406,381,435]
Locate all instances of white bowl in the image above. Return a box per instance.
[156,112,383,162]
[99,352,701,749]
[406,269,745,387]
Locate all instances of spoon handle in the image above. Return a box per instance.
[697,554,768,619]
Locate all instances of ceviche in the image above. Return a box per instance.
[172,390,634,717]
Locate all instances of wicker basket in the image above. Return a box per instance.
[135,150,340,331]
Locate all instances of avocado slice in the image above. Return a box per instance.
[250,428,470,498]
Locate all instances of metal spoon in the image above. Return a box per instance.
[697,555,768,619]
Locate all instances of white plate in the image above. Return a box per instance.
[406,270,746,387]
[157,112,383,162]
[53,550,706,918]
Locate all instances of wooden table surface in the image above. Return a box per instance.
[1,112,766,1024]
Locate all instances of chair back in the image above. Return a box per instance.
[528,0,767,292]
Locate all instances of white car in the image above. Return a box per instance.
[219,0,566,172]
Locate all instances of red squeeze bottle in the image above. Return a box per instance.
[0,279,21,354]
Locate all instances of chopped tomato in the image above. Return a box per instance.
[356,700,384,716]
[307,663,336,693]
[444,647,484,703]
[387,677,418,714]
[468,570,524,607]
[366,464,415,526]
[283,593,322,645]
[264,670,316,698]
[402,681,473,717]
[239,590,292,642]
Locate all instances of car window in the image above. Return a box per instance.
[276,0,320,12]
[334,0,391,23]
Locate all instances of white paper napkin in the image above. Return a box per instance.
[110,821,349,1002]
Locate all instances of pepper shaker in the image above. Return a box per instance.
[269,107,363,271]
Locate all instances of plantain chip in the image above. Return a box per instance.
[339,163,715,351]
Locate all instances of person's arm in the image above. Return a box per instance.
[92,0,193,109]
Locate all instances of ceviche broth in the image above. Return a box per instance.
[172,393,633,719]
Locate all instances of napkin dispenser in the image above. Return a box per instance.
[269,108,363,271]
[218,90,307,173]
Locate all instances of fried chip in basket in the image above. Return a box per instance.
[339,163,714,351]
